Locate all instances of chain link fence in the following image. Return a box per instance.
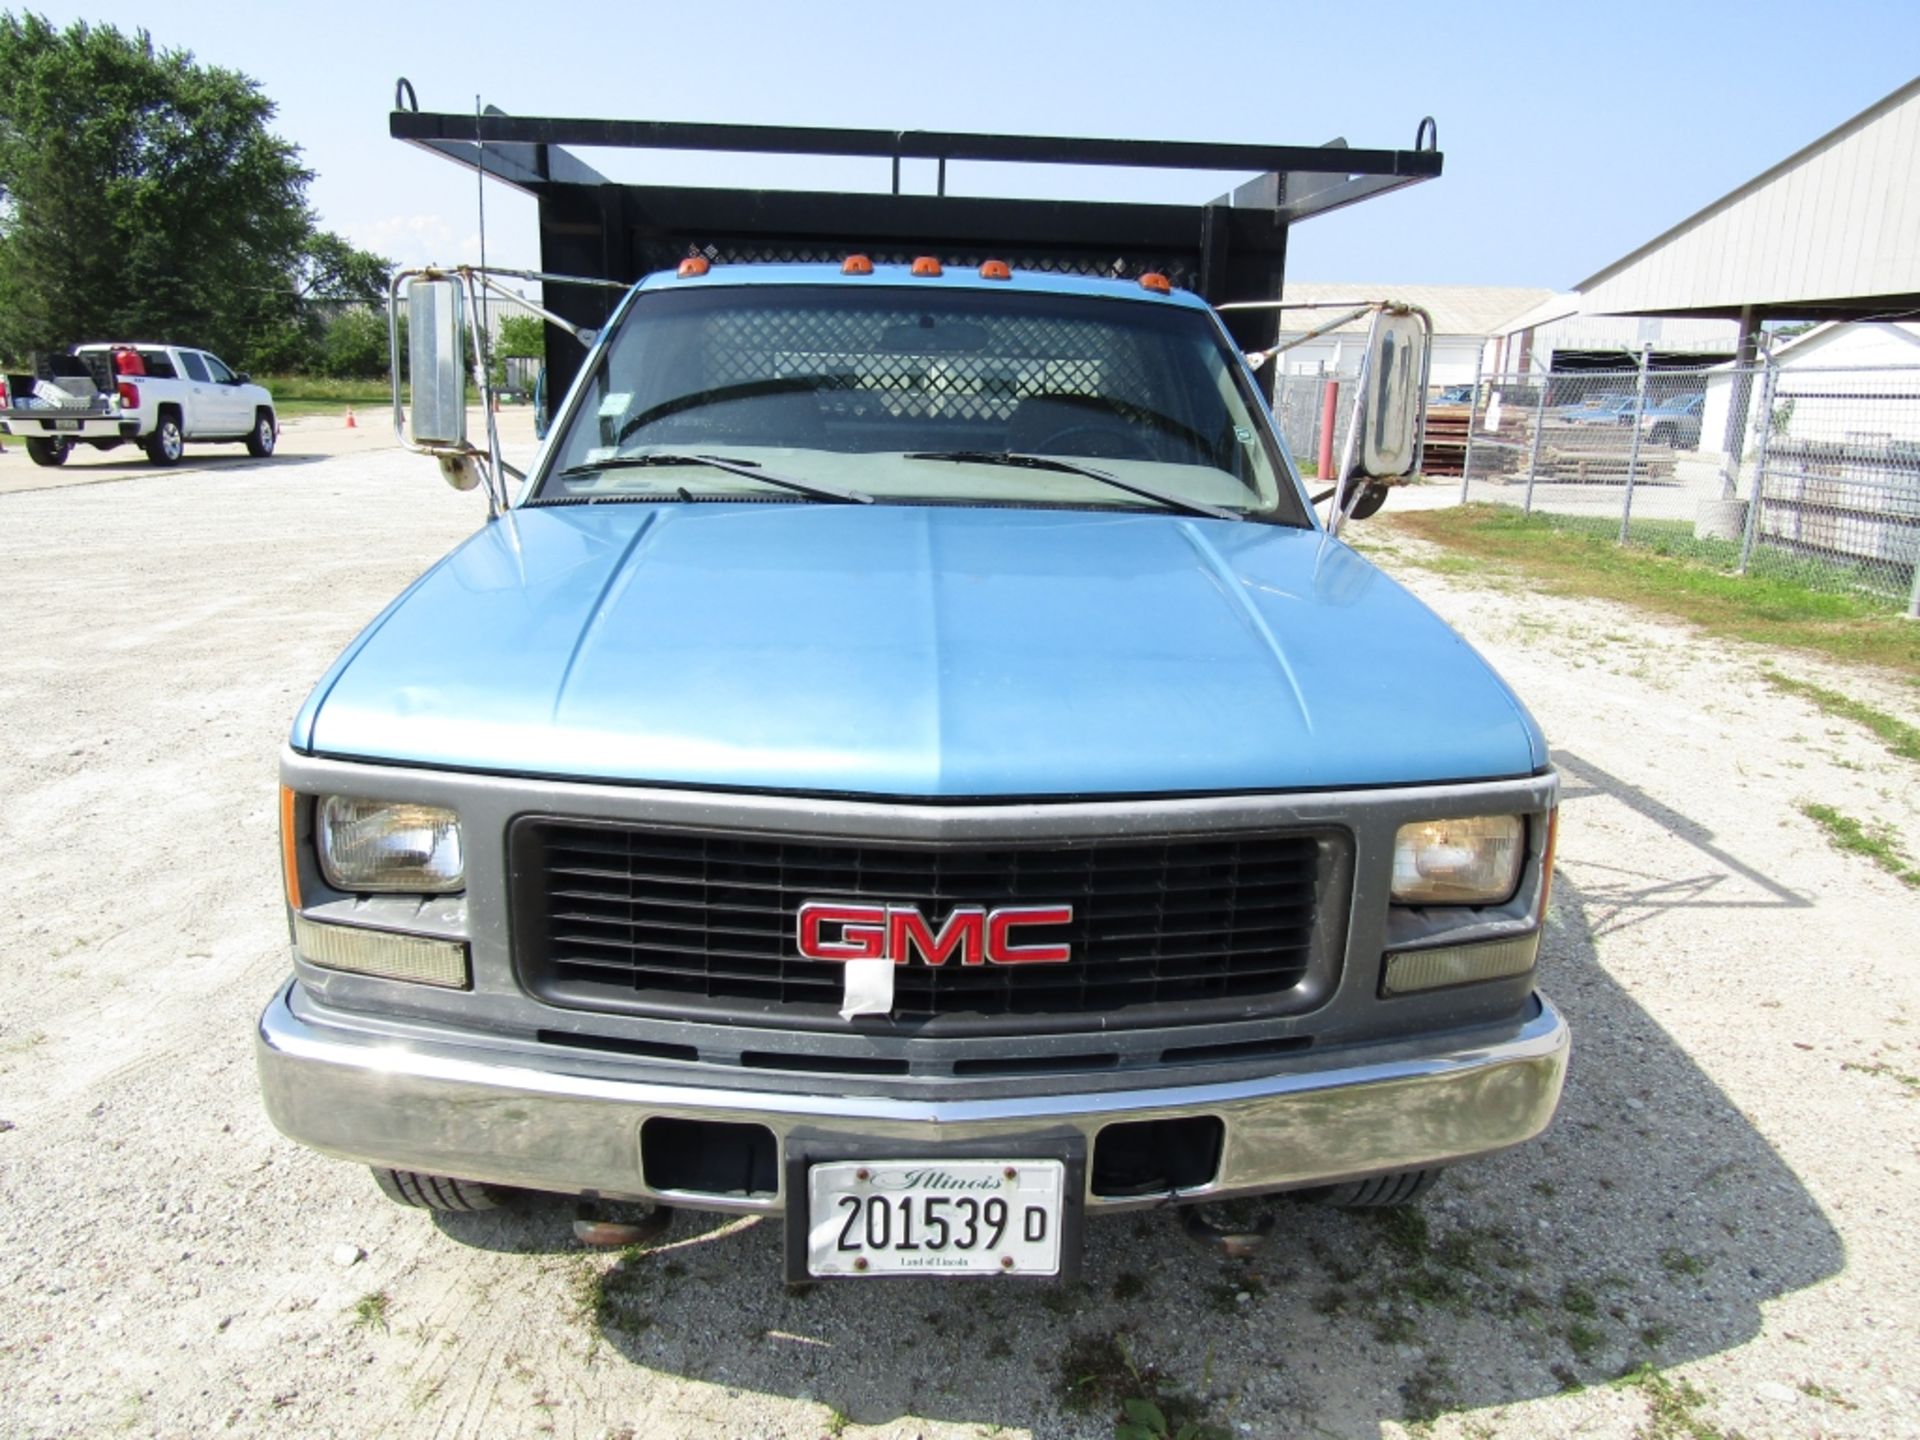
[1439,361,1920,616]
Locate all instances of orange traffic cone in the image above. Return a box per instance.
[345,406,357,429]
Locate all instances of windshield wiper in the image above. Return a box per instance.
[903,451,1241,522]
[545,451,871,505]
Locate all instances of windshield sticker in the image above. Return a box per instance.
[596,392,632,418]
[583,446,619,465]
[1234,425,1254,444]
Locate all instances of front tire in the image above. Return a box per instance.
[145,412,184,467]
[370,1167,502,1212]
[245,410,276,458]
[1297,1167,1445,1208]
[25,436,72,467]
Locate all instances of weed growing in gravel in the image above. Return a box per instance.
[1799,803,1920,887]
[1839,1058,1920,1095]
[1399,1353,1457,1424]
[1054,1333,1226,1438]
[1797,1379,1857,1409]
[1761,672,1920,763]
[1111,1271,1149,1303]
[1566,1321,1605,1364]
[1616,1363,1742,1440]
[1561,1283,1599,1318]
[1659,1248,1707,1279]
[351,1290,390,1333]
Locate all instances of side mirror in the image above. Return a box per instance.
[235,372,250,385]
[407,278,467,448]
[1333,307,1431,526]
[1357,311,1426,479]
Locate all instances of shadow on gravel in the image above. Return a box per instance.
[425,867,1843,1437]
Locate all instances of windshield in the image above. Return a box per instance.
[535,284,1304,523]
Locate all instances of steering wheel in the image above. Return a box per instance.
[1025,423,1156,461]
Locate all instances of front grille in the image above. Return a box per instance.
[513,821,1331,1031]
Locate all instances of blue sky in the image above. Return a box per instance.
[23,1,1920,291]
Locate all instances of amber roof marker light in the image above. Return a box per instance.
[1139,272,1172,294]
[842,254,875,275]
[910,256,944,277]
[979,259,1012,281]
[676,256,710,278]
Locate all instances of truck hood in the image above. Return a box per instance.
[298,504,1545,796]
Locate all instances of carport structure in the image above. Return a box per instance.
[1574,76,1920,465]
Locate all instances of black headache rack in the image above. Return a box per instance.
[389,99,1443,399]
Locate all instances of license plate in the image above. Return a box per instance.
[805,1159,1065,1277]
[51,419,81,431]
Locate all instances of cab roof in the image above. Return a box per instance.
[632,262,1215,310]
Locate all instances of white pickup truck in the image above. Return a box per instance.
[0,342,278,468]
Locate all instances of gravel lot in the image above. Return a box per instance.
[1,427,1915,1440]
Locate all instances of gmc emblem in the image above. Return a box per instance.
[795,900,1073,966]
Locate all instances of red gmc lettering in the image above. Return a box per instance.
[987,905,1074,964]
[888,906,986,966]
[796,901,1071,965]
[796,902,887,961]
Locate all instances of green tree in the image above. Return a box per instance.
[0,13,388,368]
[497,312,545,360]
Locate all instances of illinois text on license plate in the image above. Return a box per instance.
[805,1159,1065,1277]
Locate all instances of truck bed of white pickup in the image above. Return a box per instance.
[1,342,278,467]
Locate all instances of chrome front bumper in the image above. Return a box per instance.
[256,982,1569,1213]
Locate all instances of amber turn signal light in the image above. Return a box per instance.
[279,785,302,910]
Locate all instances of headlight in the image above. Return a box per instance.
[1391,815,1523,905]
[316,796,464,893]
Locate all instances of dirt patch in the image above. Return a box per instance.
[0,469,1914,1439]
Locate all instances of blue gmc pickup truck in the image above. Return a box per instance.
[257,111,1565,1282]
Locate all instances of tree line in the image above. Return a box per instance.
[0,14,545,379]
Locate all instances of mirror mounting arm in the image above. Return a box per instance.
[389,264,627,516]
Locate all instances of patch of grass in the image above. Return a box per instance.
[1369,1207,1432,1263]
[1560,1283,1599,1319]
[258,374,405,420]
[1372,1311,1417,1345]
[350,1290,390,1333]
[1386,505,1920,676]
[1799,803,1920,887]
[1616,1363,1741,1440]
[1761,672,1920,762]
[1057,1334,1134,1415]
[1640,1322,1673,1349]
[1566,1321,1606,1363]
[1055,1334,1226,1439]
[1400,1353,1457,1424]
[1659,1248,1707,1279]
[1310,1286,1349,1316]
[823,1406,851,1437]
